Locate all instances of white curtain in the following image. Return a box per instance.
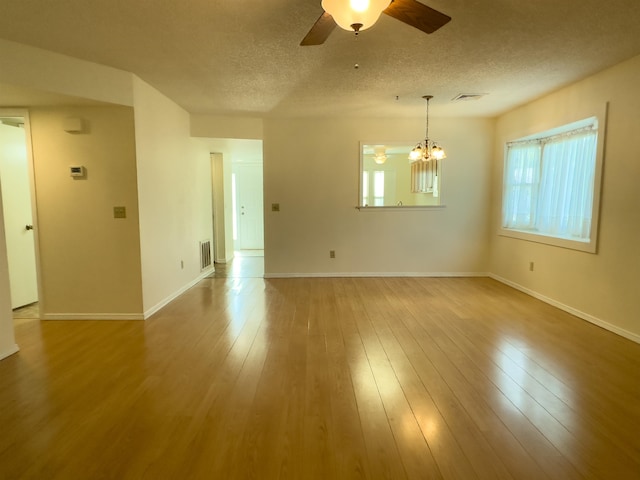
[503,143,541,229]
[536,132,596,239]
[503,128,597,240]
[411,160,434,193]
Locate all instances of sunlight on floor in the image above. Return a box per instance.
[213,251,264,278]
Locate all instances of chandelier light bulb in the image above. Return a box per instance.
[432,145,446,160]
[409,146,423,161]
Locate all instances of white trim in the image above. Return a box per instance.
[497,227,596,253]
[42,313,145,320]
[0,344,19,361]
[499,104,608,255]
[264,272,489,279]
[356,205,446,211]
[489,273,640,344]
[0,108,45,311]
[143,270,212,319]
[39,270,215,321]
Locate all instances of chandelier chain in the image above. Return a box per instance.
[425,96,430,143]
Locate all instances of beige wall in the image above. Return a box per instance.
[190,114,263,140]
[490,54,640,341]
[29,105,143,318]
[132,78,214,315]
[0,38,133,106]
[263,116,494,276]
[211,153,235,263]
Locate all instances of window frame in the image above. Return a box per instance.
[358,141,445,209]
[499,105,607,253]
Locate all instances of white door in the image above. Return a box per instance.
[0,119,38,308]
[234,164,264,250]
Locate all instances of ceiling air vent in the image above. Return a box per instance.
[452,93,487,102]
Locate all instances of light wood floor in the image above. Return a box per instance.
[1,276,639,479]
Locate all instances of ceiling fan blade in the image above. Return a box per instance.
[300,12,337,46]
[383,0,451,34]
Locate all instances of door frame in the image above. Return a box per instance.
[0,108,43,314]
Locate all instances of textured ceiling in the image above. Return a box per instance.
[1,0,640,118]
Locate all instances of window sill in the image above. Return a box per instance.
[356,205,446,211]
[498,227,596,253]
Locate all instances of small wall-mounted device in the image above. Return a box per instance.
[69,165,86,178]
[63,117,85,133]
[113,206,127,219]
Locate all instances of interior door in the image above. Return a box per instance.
[0,119,38,308]
[235,163,264,250]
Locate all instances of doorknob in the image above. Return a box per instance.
[25,225,33,231]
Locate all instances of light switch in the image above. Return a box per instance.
[113,206,126,219]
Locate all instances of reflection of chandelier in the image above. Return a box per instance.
[373,145,387,164]
[409,95,446,162]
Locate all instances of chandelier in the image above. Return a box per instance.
[409,95,446,162]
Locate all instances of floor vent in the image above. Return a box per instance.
[200,240,212,271]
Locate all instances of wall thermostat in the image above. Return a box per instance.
[69,166,86,177]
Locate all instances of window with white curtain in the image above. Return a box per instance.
[501,116,604,252]
[362,170,387,206]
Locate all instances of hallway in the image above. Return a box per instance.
[212,251,264,279]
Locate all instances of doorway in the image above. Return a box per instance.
[232,163,264,253]
[209,139,264,267]
[0,110,40,318]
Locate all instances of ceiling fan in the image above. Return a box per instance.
[300,0,451,46]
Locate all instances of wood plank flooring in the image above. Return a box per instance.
[1,276,639,479]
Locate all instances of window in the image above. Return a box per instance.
[362,170,391,206]
[501,116,604,252]
[359,142,442,208]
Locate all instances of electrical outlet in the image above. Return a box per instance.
[329,250,336,259]
[529,261,534,271]
[271,203,280,212]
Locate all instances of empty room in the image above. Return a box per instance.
[0,1,639,479]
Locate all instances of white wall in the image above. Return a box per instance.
[490,54,640,342]
[263,116,494,276]
[132,78,214,316]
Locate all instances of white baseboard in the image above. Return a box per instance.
[38,270,215,321]
[0,344,19,361]
[143,269,213,319]
[42,313,145,320]
[264,272,489,279]
[489,273,640,344]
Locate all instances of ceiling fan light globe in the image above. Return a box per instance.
[374,154,387,164]
[322,0,391,32]
[350,0,370,12]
